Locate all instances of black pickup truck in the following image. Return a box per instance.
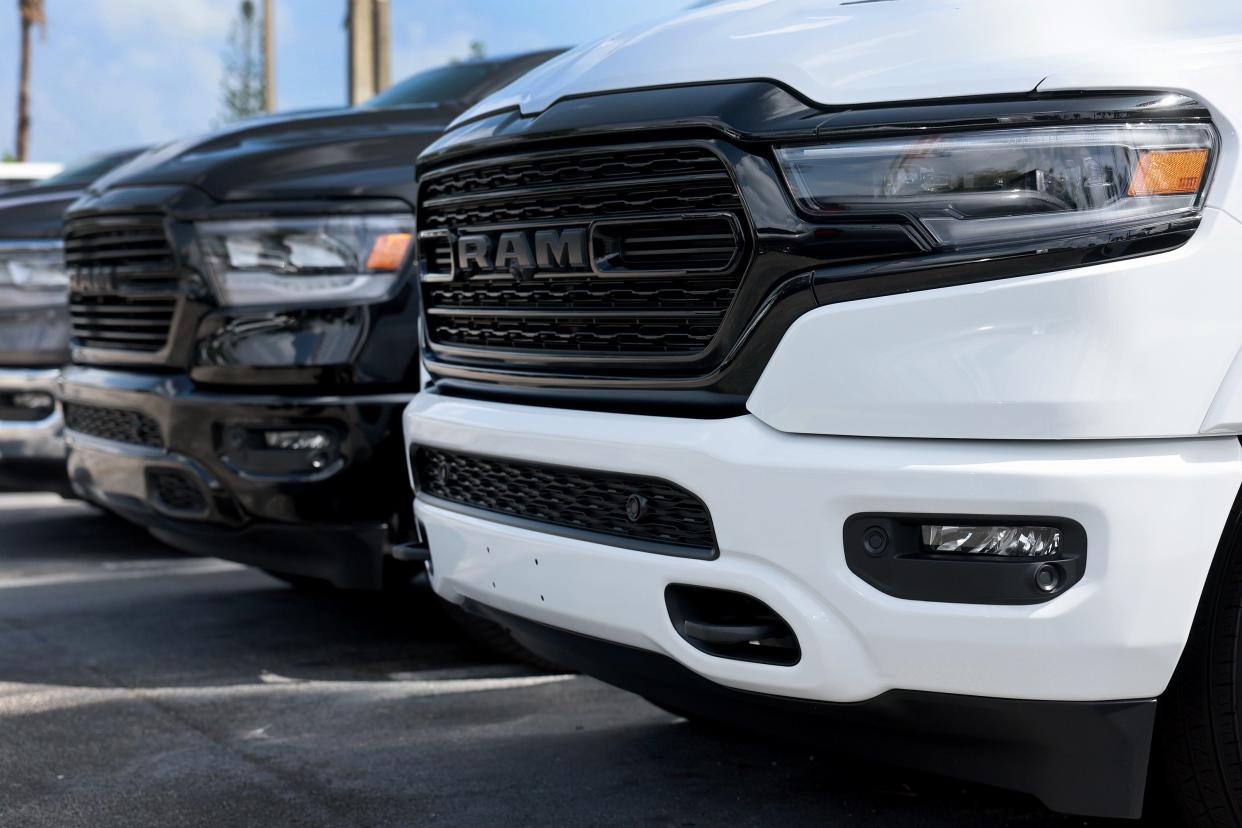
[0,148,145,495]
[58,51,560,592]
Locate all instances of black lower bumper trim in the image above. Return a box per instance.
[469,601,1156,819]
[0,458,73,497]
[99,495,388,590]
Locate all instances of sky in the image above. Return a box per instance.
[0,0,689,163]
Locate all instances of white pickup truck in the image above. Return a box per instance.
[403,1,1242,820]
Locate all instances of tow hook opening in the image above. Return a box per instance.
[665,584,801,666]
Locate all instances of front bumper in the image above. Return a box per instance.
[485,604,1155,819]
[0,367,70,495]
[61,367,413,589]
[406,393,1242,817]
[405,393,1242,705]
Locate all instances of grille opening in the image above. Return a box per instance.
[413,447,717,556]
[147,468,207,514]
[66,214,178,354]
[594,215,741,274]
[665,584,801,666]
[63,402,163,449]
[422,146,733,205]
[418,144,747,360]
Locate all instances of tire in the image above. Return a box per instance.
[1156,499,1242,826]
[440,600,567,673]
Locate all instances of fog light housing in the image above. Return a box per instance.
[921,524,1061,558]
[0,391,55,422]
[844,513,1086,605]
[220,426,341,478]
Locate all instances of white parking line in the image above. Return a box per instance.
[0,493,77,510]
[0,671,578,717]
[0,558,247,590]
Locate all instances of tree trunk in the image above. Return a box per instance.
[16,17,32,161]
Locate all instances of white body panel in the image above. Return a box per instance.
[408,0,1242,708]
[749,209,1242,439]
[462,0,1242,214]
[406,395,1242,702]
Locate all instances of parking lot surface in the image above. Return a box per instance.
[0,494,1132,827]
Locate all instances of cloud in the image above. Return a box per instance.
[79,0,232,39]
[0,0,689,161]
[4,0,234,160]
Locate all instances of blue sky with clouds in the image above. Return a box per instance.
[0,0,688,162]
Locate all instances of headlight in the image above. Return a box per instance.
[776,123,1216,251]
[196,215,414,308]
[0,241,68,307]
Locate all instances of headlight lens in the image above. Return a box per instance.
[776,123,1216,251]
[0,242,68,307]
[196,215,414,307]
[0,242,67,288]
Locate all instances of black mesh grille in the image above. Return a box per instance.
[147,469,206,513]
[419,144,747,359]
[427,313,722,353]
[65,214,178,353]
[426,277,737,311]
[64,402,163,448]
[414,447,717,554]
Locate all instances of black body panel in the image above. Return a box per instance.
[60,366,409,589]
[0,185,88,367]
[59,54,564,579]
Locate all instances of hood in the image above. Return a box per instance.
[91,105,453,204]
[0,183,85,240]
[456,0,1242,125]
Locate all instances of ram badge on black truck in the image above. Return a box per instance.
[58,53,560,595]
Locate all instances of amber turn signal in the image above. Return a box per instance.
[366,232,413,270]
[1128,148,1209,197]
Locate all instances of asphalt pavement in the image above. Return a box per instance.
[0,493,1132,827]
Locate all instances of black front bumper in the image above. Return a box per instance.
[473,601,1157,820]
[60,366,413,589]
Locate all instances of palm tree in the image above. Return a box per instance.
[15,0,46,162]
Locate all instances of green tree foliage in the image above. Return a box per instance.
[218,0,267,123]
[451,41,487,64]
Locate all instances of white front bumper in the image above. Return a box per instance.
[405,393,1242,704]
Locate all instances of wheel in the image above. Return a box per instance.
[1156,505,1242,826]
[440,600,567,673]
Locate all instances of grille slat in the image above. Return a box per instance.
[419,145,747,358]
[415,447,717,555]
[64,402,163,449]
[421,171,735,214]
[66,215,178,354]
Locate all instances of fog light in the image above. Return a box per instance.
[921,524,1061,558]
[13,392,53,410]
[0,391,55,421]
[263,430,330,453]
[221,426,340,477]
